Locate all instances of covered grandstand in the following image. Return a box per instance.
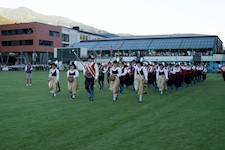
[69,34,223,58]
[56,34,224,72]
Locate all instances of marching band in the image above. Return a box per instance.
[47,56,211,103]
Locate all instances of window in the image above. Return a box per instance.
[49,30,60,37]
[62,43,69,47]
[62,34,69,42]
[1,28,34,36]
[39,40,53,46]
[2,40,33,46]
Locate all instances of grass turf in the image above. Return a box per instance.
[0,71,225,150]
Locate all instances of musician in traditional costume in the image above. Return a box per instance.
[127,60,136,91]
[98,63,108,90]
[119,61,128,93]
[184,64,192,87]
[167,63,176,93]
[107,61,112,86]
[134,60,148,103]
[202,64,207,81]
[156,63,168,95]
[174,64,182,90]
[83,55,99,101]
[191,63,196,84]
[196,64,202,83]
[152,61,158,91]
[67,62,79,99]
[48,62,60,97]
[109,60,121,101]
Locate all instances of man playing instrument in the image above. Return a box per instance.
[83,55,99,101]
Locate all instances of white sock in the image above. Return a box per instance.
[139,95,142,102]
[53,93,56,97]
[160,91,163,94]
[113,94,116,100]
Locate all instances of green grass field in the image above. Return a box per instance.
[0,71,225,150]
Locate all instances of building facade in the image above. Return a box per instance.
[0,22,62,64]
[61,26,106,48]
[0,23,107,65]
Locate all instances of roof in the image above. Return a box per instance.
[69,34,222,51]
[84,34,220,42]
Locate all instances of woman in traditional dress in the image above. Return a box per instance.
[156,63,168,95]
[48,62,60,97]
[134,61,148,103]
[67,62,79,99]
[109,60,121,101]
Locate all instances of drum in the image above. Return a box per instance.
[108,76,115,81]
[68,76,74,82]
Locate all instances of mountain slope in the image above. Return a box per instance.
[0,16,15,25]
[0,7,105,34]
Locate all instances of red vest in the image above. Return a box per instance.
[86,63,96,77]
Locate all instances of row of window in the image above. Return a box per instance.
[2,28,34,36]
[1,28,60,38]
[1,40,53,46]
[49,30,60,37]
[80,34,102,41]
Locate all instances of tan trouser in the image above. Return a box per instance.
[156,75,167,92]
[134,75,144,95]
[109,76,120,94]
[48,77,58,93]
[68,78,78,95]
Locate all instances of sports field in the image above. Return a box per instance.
[0,71,225,150]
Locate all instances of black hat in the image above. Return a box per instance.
[136,60,143,66]
[70,62,76,67]
[88,55,94,59]
[50,62,57,66]
[113,60,118,64]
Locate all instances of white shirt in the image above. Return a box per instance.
[102,66,108,73]
[121,67,128,76]
[67,69,79,78]
[110,66,122,77]
[169,66,176,74]
[134,66,148,80]
[156,68,168,80]
[49,68,60,81]
[25,65,33,72]
[175,67,181,74]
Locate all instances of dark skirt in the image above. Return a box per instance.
[167,75,174,86]
[184,74,191,84]
[202,73,206,80]
[174,75,182,88]
[148,73,156,86]
[124,74,131,86]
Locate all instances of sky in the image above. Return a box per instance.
[0,0,225,43]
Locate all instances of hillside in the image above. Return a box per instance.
[0,16,15,25]
[0,7,106,34]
